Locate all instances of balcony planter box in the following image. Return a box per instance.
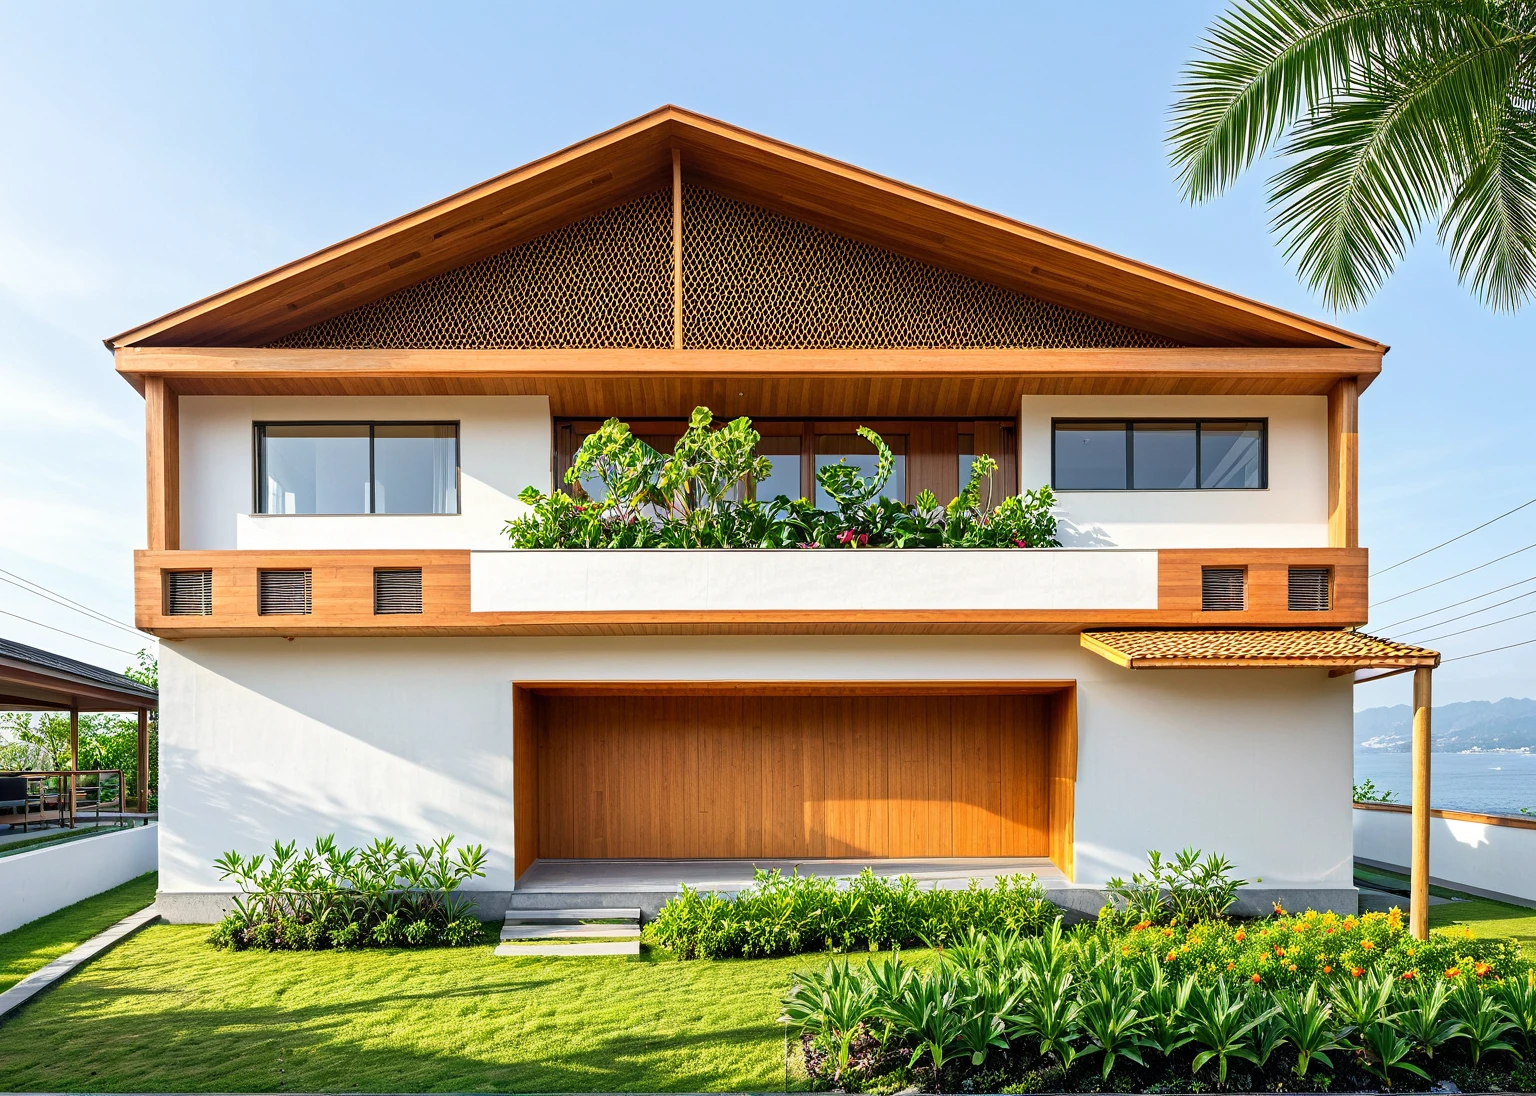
[469,548,1158,614]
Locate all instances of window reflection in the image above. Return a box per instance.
[1054,423,1127,490]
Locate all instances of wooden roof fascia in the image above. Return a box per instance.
[115,345,1383,396]
[105,106,1387,357]
[667,115,1385,353]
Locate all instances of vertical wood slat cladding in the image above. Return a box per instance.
[535,693,1050,859]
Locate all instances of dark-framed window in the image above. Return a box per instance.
[1051,419,1266,491]
[254,422,460,514]
[554,418,1018,505]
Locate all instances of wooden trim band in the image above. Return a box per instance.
[1354,800,1536,831]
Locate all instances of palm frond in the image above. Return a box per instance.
[1440,93,1536,310]
[1168,0,1475,203]
[1267,37,1514,308]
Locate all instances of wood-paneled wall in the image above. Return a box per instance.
[533,692,1053,860]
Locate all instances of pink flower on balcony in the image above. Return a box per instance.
[835,531,869,548]
[1014,538,1029,548]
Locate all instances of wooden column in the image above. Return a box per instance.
[69,703,79,829]
[145,376,180,551]
[1327,378,1358,548]
[137,708,150,813]
[671,149,683,351]
[1410,666,1433,940]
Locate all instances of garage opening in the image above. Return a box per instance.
[512,682,1076,881]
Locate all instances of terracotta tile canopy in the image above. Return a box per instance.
[1080,628,1439,670]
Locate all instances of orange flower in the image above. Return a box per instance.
[1446,967,1461,979]
[1342,918,1356,931]
[1292,923,1307,933]
[1226,960,1235,971]
[1274,945,1286,957]
[1323,965,1333,974]
[1288,963,1298,972]
[1475,962,1492,978]
[1233,929,1246,943]
[1360,940,1375,951]
[1163,928,1174,937]
[1165,951,1178,962]
[1121,945,1130,955]
[1251,973,1262,984]
[1401,970,1417,981]
[1132,920,1151,932]
[1351,967,1364,977]
[1326,927,1335,935]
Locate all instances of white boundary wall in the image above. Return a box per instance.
[0,825,158,935]
[1354,806,1536,906]
[158,636,1355,902]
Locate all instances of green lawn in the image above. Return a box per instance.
[0,922,851,1092]
[0,878,1531,1093]
[0,871,157,993]
[1355,863,1536,951]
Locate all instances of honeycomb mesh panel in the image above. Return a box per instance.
[681,186,1177,349]
[269,189,672,349]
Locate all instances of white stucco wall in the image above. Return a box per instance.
[471,549,1159,612]
[0,825,159,935]
[1354,807,1536,906]
[157,636,1354,895]
[178,395,552,550]
[1019,395,1329,548]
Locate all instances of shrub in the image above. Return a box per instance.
[1101,847,1246,927]
[782,922,1536,1094]
[505,407,1059,550]
[208,834,489,952]
[644,868,1058,959]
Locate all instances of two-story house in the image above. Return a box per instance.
[112,107,1439,926]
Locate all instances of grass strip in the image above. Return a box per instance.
[0,871,158,993]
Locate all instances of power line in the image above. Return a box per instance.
[1374,573,1536,631]
[1395,585,1536,639]
[1416,606,1536,644]
[1371,540,1536,608]
[1372,495,1536,577]
[1442,636,1536,664]
[0,608,140,658]
[0,570,145,638]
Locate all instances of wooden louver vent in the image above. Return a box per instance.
[258,570,312,615]
[1201,568,1246,612]
[165,570,213,616]
[1288,568,1332,612]
[373,569,423,615]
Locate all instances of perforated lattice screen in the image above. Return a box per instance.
[681,186,1175,349]
[269,184,1176,350]
[269,190,673,349]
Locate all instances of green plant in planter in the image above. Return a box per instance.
[1395,978,1463,1060]
[1076,963,1149,1080]
[1275,981,1346,1077]
[1358,1020,1430,1089]
[1450,977,1519,1065]
[780,958,882,1085]
[1185,976,1274,1085]
[1500,970,1536,1054]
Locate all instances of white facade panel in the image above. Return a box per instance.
[178,395,551,551]
[1019,395,1329,549]
[158,637,1355,895]
[0,825,159,935]
[470,549,1159,613]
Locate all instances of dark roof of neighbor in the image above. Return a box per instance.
[0,636,157,711]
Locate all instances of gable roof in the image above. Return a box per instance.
[106,106,1384,353]
[0,636,157,712]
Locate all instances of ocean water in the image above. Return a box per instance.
[1354,750,1536,815]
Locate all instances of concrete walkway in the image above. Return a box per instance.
[516,856,1066,893]
[0,904,159,1021]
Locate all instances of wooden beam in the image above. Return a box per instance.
[69,704,79,772]
[1328,378,1359,548]
[144,376,180,551]
[672,149,683,351]
[1411,666,1433,940]
[137,708,150,813]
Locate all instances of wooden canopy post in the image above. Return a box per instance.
[68,702,79,829]
[1410,667,1433,940]
[137,708,150,813]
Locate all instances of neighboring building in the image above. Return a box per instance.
[112,107,1437,921]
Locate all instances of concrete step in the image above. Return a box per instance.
[495,940,641,957]
[504,907,641,924]
[500,922,641,941]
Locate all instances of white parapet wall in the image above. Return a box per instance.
[0,825,159,935]
[1354,805,1536,907]
[471,548,1160,613]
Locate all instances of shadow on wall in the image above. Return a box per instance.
[159,738,516,891]
[1054,519,1116,548]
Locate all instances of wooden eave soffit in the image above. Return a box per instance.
[104,107,1387,356]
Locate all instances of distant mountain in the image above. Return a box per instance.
[1355,697,1536,753]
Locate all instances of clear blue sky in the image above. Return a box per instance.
[0,1,1531,710]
